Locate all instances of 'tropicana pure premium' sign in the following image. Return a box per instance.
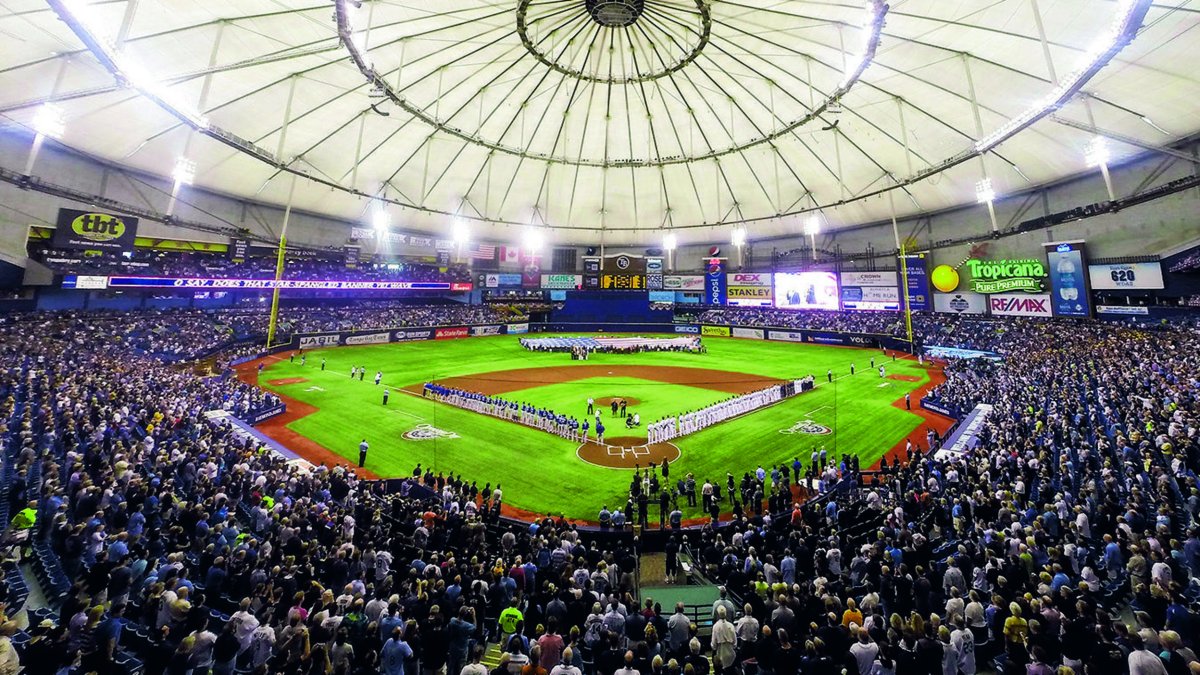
[965,259,1046,294]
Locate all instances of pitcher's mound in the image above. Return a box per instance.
[595,397,643,407]
[577,437,681,469]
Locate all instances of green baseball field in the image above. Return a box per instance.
[254,335,937,521]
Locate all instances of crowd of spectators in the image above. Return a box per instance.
[65,303,525,362]
[0,305,1197,675]
[693,307,1079,355]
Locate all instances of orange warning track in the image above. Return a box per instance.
[874,355,954,469]
[235,356,379,479]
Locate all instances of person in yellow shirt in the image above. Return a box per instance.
[1003,603,1028,657]
[841,598,864,628]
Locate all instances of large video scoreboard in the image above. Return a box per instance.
[583,254,663,291]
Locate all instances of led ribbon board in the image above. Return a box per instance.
[91,276,472,291]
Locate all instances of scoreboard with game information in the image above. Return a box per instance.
[582,254,661,291]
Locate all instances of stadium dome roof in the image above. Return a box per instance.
[2,0,1197,245]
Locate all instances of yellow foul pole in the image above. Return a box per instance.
[266,173,298,349]
[899,243,914,350]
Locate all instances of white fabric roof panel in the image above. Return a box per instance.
[0,0,1196,245]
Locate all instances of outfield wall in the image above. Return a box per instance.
[274,321,916,353]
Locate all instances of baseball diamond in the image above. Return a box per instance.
[252,334,943,520]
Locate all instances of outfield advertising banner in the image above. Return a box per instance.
[648,291,675,303]
[664,275,705,290]
[806,331,876,347]
[774,272,839,310]
[900,253,931,311]
[298,333,341,349]
[1096,305,1150,315]
[840,270,899,310]
[841,286,900,311]
[469,325,503,336]
[542,273,583,289]
[53,208,139,252]
[393,329,435,341]
[933,292,987,315]
[705,270,727,305]
[767,330,805,343]
[646,258,664,290]
[840,271,898,287]
[989,293,1053,317]
[343,332,391,346]
[549,290,567,301]
[506,323,530,334]
[731,327,765,340]
[1088,262,1164,290]
[674,325,700,334]
[1044,242,1091,317]
[701,325,731,337]
[725,273,773,307]
[435,327,470,339]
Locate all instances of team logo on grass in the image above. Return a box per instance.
[402,424,460,441]
[779,420,832,435]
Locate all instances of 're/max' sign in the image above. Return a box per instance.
[988,293,1052,317]
[966,259,1046,294]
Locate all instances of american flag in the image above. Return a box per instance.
[467,243,496,260]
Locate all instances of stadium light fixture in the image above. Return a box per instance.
[33,103,66,140]
[523,228,544,254]
[1084,136,1116,201]
[662,231,677,272]
[731,226,746,269]
[452,219,469,245]
[372,204,390,232]
[974,178,995,205]
[804,215,820,261]
[731,227,746,248]
[976,178,999,232]
[803,215,821,237]
[165,156,196,218]
[1084,136,1109,167]
[172,157,196,186]
[49,0,210,131]
[23,103,67,176]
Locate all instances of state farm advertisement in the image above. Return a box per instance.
[435,327,470,339]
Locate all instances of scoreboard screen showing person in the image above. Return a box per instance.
[774,272,840,310]
[600,274,646,290]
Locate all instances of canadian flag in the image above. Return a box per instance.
[499,246,520,263]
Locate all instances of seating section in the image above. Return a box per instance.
[0,309,1195,675]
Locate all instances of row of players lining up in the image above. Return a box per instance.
[421,382,605,442]
[645,376,816,444]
